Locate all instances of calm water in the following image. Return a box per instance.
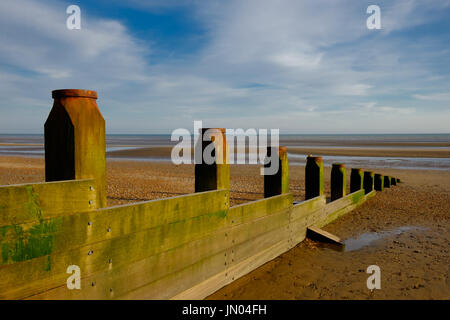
[1,133,449,170]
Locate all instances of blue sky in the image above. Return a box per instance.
[0,0,449,134]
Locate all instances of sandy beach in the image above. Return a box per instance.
[0,150,449,299]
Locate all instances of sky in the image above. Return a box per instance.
[0,0,449,134]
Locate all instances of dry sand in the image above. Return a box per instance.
[0,155,448,299]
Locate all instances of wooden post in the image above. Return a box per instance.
[331,163,346,201]
[44,89,106,208]
[391,177,397,186]
[384,175,391,188]
[374,174,384,191]
[264,146,289,198]
[350,168,364,193]
[363,171,374,194]
[195,128,230,193]
[305,156,324,200]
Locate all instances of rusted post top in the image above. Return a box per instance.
[45,89,106,208]
[52,89,98,99]
[306,155,323,163]
[199,128,228,165]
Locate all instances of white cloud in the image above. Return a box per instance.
[271,52,323,69]
[0,0,449,133]
[413,93,450,101]
[334,84,372,96]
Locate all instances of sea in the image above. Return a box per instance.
[0,133,449,171]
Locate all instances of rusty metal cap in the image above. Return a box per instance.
[332,163,345,168]
[306,155,323,162]
[52,89,98,99]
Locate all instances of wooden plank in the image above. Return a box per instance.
[290,210,323,246]
[173,239,290,300]
[24,205,290,300]
[227,193,292,226]
[0,179,97,227]
[306,226,343,245]
[291,195,326,221]
[117,248,229,300]
[0,189,229,266]
[27,230,229,299]
[316,189,366,228]
[2,185,377,300]
[227,221,290,271]
[0,202,230,299]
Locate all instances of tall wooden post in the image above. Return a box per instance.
[331,163,346,201]
[391,177,397,186]
[45,89,106,208]
[363,171,374,194]
[350,168,364,193]
[305,156,324,200]
[264,146,289,198]
[384,175,391,188]
[374,174,384,191]
[195,128,230,193]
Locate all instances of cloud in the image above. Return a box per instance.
[413,93,450,101]
[271,52,323,69]
[0,0,152,132]
[333,84,372,96]
[0,0,449,133]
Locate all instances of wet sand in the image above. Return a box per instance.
[208,169,450,300]
[0,155,449,299]
[2,142,450,159]
[105,146,450,159]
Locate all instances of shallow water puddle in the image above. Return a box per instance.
[343,226,427,251]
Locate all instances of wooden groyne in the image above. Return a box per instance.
[0,90,400,300]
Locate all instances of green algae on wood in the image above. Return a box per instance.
[0,179,96,227]
[0,216,62,265]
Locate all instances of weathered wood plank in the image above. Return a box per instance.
[1,180,377,300]
[291,195,326,221]
[0,179,97,227]
[22,204,290,299]
[173,239,290,300]
[316,189,366,227]
[0,204,229,299]
[306,226,343,245]
[0,189,229,266]
[227,193,292,225]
